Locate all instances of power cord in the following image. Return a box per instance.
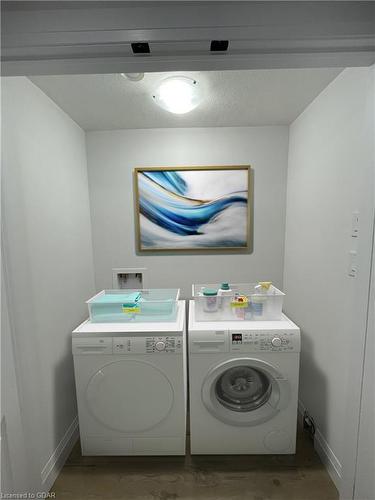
[303,410,316,441]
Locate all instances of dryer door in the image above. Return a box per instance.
[86,360,174,432]
[201,358,290,426]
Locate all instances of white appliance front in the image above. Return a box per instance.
[86,358,174,433]
[72,301,186,456]
[188,301,300,455]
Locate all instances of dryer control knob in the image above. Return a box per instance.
[155,341,166,351]
[271,337,282,347]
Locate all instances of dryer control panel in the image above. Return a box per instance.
[113,336,183,354]
[230,330,300,352]
[73,336,183,355]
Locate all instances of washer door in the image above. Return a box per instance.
[86,360,174,432]
[202,358,290,426]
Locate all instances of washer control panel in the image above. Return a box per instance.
[230,330,300,352]
[113,336,183,354]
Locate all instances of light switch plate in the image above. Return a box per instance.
[351,211,360,238]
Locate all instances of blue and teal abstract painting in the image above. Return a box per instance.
[135,167,250,250]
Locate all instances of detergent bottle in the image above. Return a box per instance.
[218,283,233,315]
[202,288,219,313]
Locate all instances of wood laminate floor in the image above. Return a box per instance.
[52,427,338,500]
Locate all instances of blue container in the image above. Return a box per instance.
[87,289,180,323]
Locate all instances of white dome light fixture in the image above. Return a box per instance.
[152,76,201,114]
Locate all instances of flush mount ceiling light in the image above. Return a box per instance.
[152,76,201,114]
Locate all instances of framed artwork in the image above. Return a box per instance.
[133,165,252,252]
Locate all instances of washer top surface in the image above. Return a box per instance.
[188,301,298,332]
[73,300,185,337]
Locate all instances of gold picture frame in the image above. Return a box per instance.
[134,165,253,253]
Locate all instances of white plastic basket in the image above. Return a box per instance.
[192,283,285,321]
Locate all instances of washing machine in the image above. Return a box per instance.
[188,300,300,454]
[72,300,186,456]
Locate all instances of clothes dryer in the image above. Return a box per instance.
[72,301,186,455]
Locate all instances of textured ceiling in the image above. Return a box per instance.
[30,68,342,131]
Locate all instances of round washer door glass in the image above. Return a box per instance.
[86,360,174,432]
[215,365,272,412]
[202,358,290,427]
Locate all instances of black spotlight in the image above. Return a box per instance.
[131,42,150,54]
[210,40,229,52]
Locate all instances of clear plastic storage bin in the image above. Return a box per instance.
[87,289,180,323]
[192,283,285,321]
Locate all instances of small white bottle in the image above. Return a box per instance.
[251,282,272,319]
[218,283,233,317]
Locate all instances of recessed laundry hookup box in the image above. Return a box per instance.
[87,289,180,323]
[192,283,285,321]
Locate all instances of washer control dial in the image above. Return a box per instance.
[271,337,282,347]
[155,341,166,351]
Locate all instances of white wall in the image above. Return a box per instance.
[1,267,29,493]
[2,77,95,493]
[352,70,375,498]
[284,67,374,491]
[354,227,375,500]
[86,126,289,297]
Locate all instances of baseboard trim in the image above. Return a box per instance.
[298,400,342,491]
[314,428,342,491]
[41,416,79,491]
